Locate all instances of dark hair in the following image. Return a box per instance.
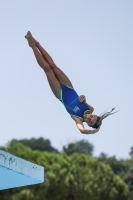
[92,108,119,129]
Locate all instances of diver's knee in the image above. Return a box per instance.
[50,62,57,69]
[41,63,51,72]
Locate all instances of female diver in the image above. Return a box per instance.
[25,31,117,135]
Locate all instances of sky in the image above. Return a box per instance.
[0,0,133,159]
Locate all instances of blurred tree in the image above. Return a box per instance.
[99,152,108,161]
[0,144,129,200]
[103,156,126,174]
[120,159,133,200]
[98,154,133,200]
[10,137,59,153]
[63,140,94,156]
[129,147,133,158]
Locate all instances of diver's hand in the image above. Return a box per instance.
[78,95,86,103]
[82,125,101,134]
[91,126,101,134]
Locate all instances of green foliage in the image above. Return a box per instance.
[10,137,59,153]
[0,143,129,200]
[129,147,133,158]
[98,155,133,200]
[101,156,126,174]
[119,159,133,200]
[63,140,94,155]
[99,152,108,161]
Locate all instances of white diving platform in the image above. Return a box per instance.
[0,150,44,190]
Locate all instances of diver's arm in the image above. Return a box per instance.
[81,128,98,134]
[85,103,94,113]
[82,125,101,134]
[71,115,100,134]
[78,95,94,113]
[70,115,88,133]
[75,121,99,134]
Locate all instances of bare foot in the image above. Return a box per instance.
[25,31,36,47]
[34,38,40,46]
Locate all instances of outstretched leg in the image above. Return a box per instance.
[25,31,61,99]
[34,38,73,88]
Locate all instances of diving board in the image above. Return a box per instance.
[0,150,44,190]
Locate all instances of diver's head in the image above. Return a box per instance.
[84,108,119,129]
[84,113,98,127]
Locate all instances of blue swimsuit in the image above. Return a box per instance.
[59,85,90,121]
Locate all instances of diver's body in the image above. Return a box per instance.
[25,31,116,134]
